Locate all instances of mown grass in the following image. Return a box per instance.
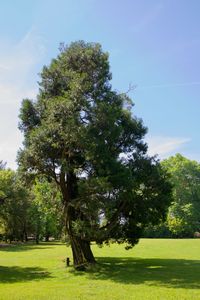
[0,239,200,299]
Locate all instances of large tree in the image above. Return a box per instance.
[18,41,172,268]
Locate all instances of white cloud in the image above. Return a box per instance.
[0,28,45,105]
[146,135,190,159]
[0,131,23,170]
[0,84,37,104]
[0,29,45,169]
[0,28,45,85]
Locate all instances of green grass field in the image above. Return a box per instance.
[0,239,200,300]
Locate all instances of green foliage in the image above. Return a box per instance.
[18,41,172,256]
[0,167,63,243]
[162,154,200,237]
[143,222,170,238]
[0,169,30,241]
[31,178,63,241]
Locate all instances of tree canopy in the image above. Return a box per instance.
[18,41,172,268]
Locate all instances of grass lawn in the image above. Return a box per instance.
[0,239,200,300]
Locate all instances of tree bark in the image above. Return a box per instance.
[45,235,49,242]
[61,171,96,269]
[35,233,39,244]
[45,223,50,242]
[65,206,96,268]
[23,223,28,242]
[70,235,95,266]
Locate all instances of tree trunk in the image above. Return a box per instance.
[35,218,40,244]
[36,233,39,244]
[65,206,96,268]
[45,222,50,242]
[24,230,28,242]
[45,235,49,242]
[23,223,28,242]
[80,240,96,264]
[70,235,96,267]
[61,171,96,269]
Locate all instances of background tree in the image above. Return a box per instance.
[162,154,200,237]
[18,41,172,268]
[31,178,63,243]
[0,168,63,243]
[0,169,30,242]
[0,161,7,204]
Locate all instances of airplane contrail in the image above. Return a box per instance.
[138,81,200,89]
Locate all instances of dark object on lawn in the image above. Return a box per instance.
[66,257,70,266]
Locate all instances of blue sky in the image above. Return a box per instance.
[0,0,199,169]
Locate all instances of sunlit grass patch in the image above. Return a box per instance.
[0,239,200,299]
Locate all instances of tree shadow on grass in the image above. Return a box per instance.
[0,266,52,283]
[72,257,200,290]
[0,242,65,252]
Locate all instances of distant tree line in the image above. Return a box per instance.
[0,164,64,243]
[143,154,200,238]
